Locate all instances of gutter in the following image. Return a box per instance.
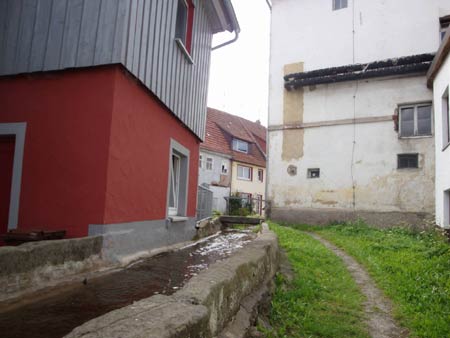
[212,0,241,51]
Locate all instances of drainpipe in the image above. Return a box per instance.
[212,0,241,51]
[212,30,239,51]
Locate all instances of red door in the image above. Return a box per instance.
[0,136,15,245]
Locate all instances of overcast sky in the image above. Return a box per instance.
[207,0,271,126]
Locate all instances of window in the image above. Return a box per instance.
[175,0,194,54]
[399,103,432,137]
[221,161,228,174]
[307,168,320,178]
[440,16,450,41]
[237,165,252,181]
[206,157,213,170]
[199,154,203,168]
[333,0,348,10]
[168,140,189,216]
[258,169,264,182]
[443,88,450,149]
[397,154,418,169]
[233,139,249,153]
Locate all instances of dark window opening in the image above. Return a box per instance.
[397,154,419,169]
[440,15,450,41]
[307,168,320,178]
[175,0,194,53]
[333,0,348,11]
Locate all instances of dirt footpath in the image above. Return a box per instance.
[307,232,409,338]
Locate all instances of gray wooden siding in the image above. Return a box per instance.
[0,0,213,139]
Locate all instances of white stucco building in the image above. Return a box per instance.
[267,0,450,226]
[428,24,450,229]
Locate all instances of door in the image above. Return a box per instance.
[0,136,15,245]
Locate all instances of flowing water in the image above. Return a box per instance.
[0,231,253,338]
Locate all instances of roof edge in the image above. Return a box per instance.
[427,27,450,88]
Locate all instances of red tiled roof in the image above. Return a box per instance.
[202,107,266,167]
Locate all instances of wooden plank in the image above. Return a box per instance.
[150,0,162,91]
[0,0,10,72]
[125,0,137,70]
[131,0,143,75]
[2,0,22,74]
[94,0,119,65]
[76,0,101,67]
[114,0,130,63]
[15,0,38,73]
[138,0,150,81]
[43,0,67,70]
[165,0,176,110]
[29,0,53,72]
[144,0,157,86]
[156,0,168,97]
[60,0,84,68]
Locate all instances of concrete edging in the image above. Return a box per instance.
[0,236,103,301]
[65,223,279,338]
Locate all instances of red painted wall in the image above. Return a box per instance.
[103,67,199,223]
[0,68,114,238]
[0,65,200,238]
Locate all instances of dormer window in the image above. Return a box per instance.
[233,139,249,153]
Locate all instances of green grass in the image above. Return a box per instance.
[265,222,369,338]
[289,221,450,338]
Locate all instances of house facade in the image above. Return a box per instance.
[268,0,450,226]
[200,108,266,214]
[428,24,450,229]
[0,0,239,256]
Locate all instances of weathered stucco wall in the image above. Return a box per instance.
[269,76,435,219]
[433,54,450,228]
[267,0,444,224]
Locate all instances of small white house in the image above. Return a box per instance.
[267,0,450,226]
[428,25,450,229]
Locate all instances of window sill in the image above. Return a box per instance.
[175,39,194,64]
[237,177,252,181]
[169,216,189,222]
[397,167,420,170]
[398,135,433,140]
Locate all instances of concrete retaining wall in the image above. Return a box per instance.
[271,207,433,228]
[0,236,103,301]
[65,224,279,338]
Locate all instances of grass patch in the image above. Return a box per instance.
[266,222,369,338]
[291,221,450,338]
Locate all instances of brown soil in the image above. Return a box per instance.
[307,232,409,338]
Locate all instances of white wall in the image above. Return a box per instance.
[269,0,450,126]
[433,55,450,228]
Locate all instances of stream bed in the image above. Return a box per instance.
[0,231,254,338]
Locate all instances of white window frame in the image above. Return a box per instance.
[206,157,213,171]
[168,154,181,216]
[167,140,190,217]
[399,103,433,138]
[333,0,348,11]
[199,154,204,169]
[233,139,249,153]
[443,88,450,150]
[237,165,252,181]
[174,0,194,63]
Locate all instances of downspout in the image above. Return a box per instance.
[212,30,239,51]
[212,0,240,51]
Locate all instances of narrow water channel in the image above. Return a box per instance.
[0,231,253,338]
